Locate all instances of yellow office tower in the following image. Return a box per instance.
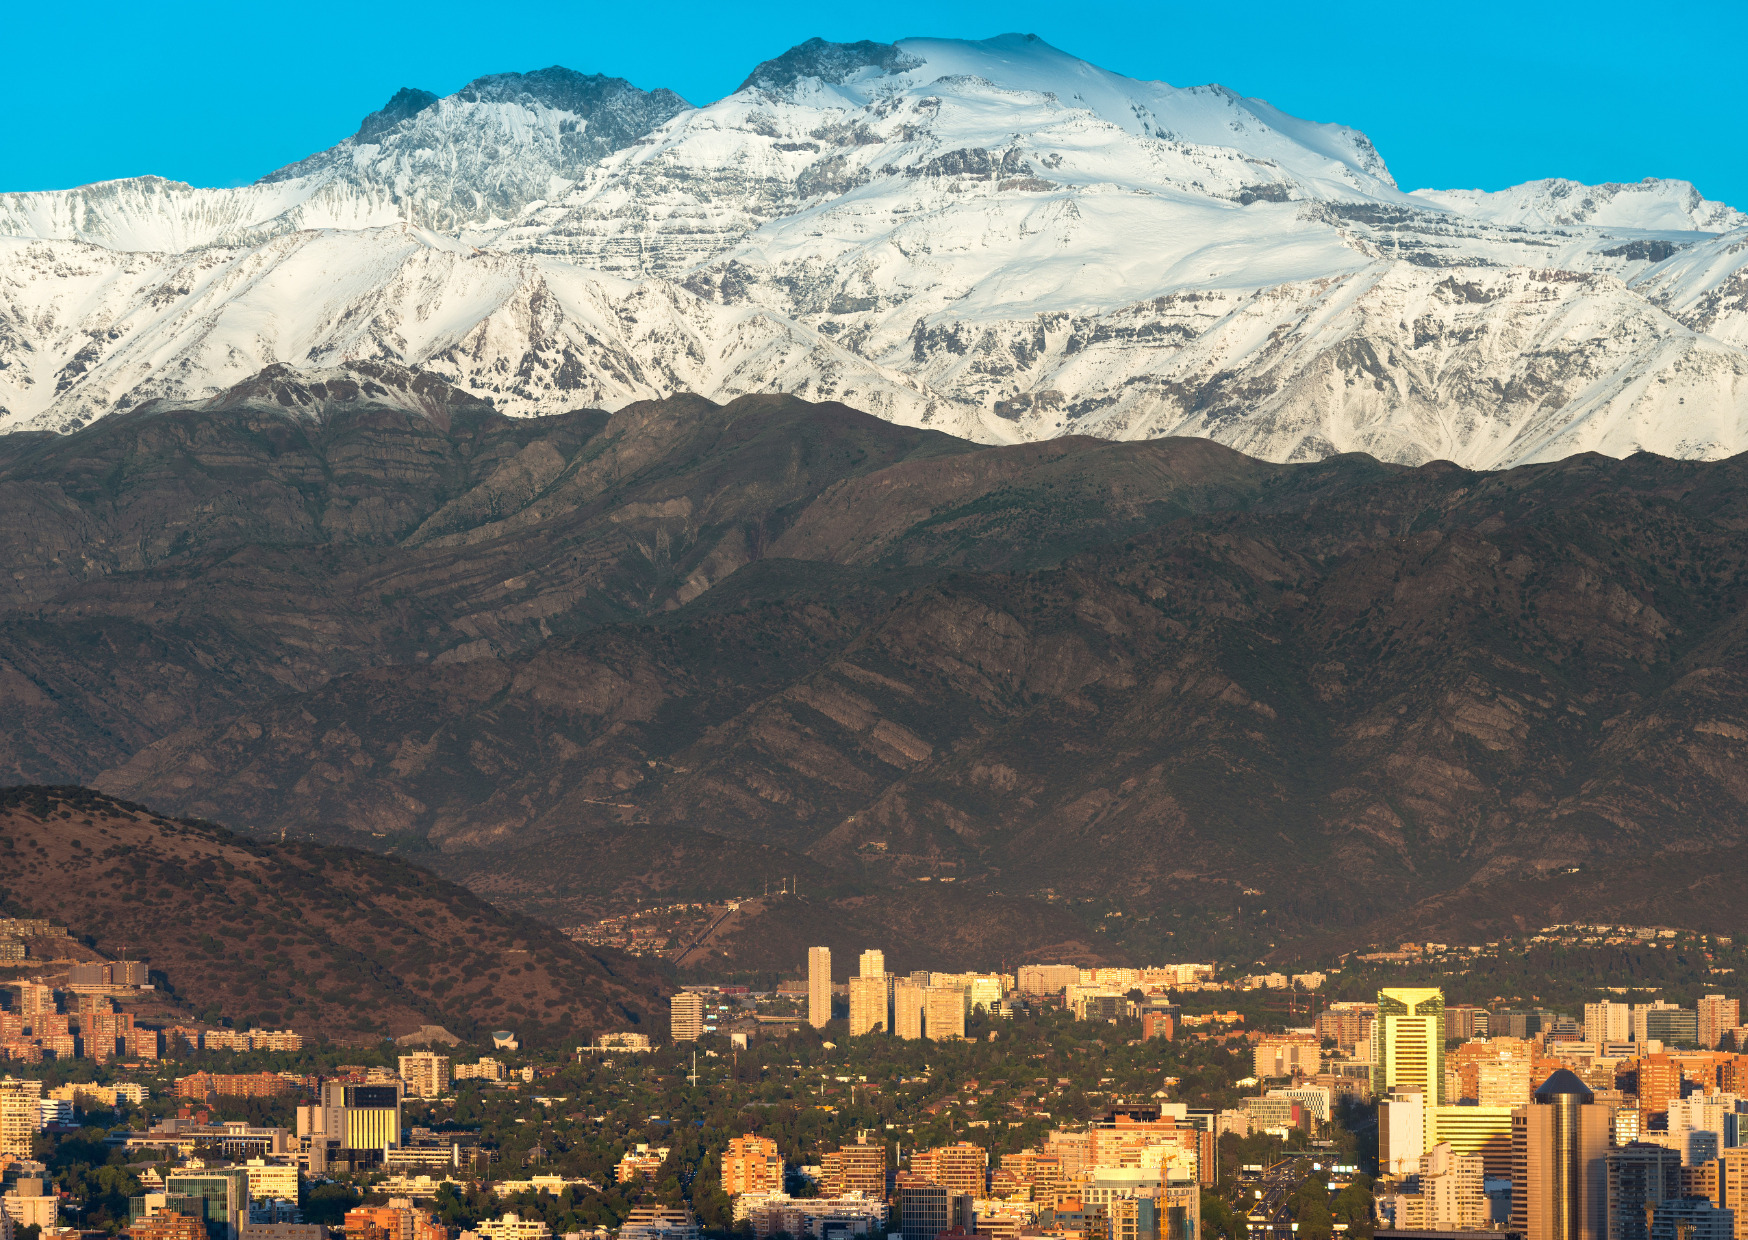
[1377,987,1445,1147]
[1376,988,1445,1101]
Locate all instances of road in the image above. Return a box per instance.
[1232,1157,1316,1239]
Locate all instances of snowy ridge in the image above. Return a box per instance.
[0,227,939,435]
[1,34,1745,468]
[0,175,403,252]
[1410,178,1747,232]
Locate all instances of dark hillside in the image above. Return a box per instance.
[0,786,665,1044]
[7,366,1748,960]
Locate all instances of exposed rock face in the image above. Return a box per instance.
[2,36,1744,466]
[6,376,1748,952]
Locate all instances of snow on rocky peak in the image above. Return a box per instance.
[1,35,1745,468]
[1411,177,1747,233]
[0,69,691,253]
[260,66,693,232]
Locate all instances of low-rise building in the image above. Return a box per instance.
[453,1059,508,1083]
[241,1160,299,1204]
[740,1193,888,1239]
[618,1206,700,1240]
[127,1213,208,1240]
[617,1145,669,1184]
[474,1215,552,1240]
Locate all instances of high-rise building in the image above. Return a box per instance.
[995,1150,1065,1202]
[1496,1010,1550,1041]
[1085,1105,1206,1185]
[1699,997,1742,1051]
[859,950,886,979]
[1142,1011,1175,1042]
[1587,1003,1632,1047]
[925,985,965,1041]
[1645,1009,1699,1050]
[1684,1163,1720,1202]
[1318,1002,1378,1055]
[822,1133,887,1198]
[1479,1053,1537,1109]
[722,1135,783,1195]
[1097,1195,1158,1240]
[893,982,926,1040]
[1382,1090,1427,1175]
[165,1170,251,1240]
[397,1053,451,1101]
[671,992,705,1043]
[808,947,832,1029]
[1648,1199,1734,1240]
[1447,1005,1490,1042]
[1377,988,1446,1147]
[965,976,1005,1014]
[1667,1097,1734,1168]
[898,1182,969,1240]
[1017,965,1080,996]
[1616,1111,1641,1145]
[1606,1142,1682,1240]
[1716,1148,1748,1240]
[1432,1105,1516,1180]
[1511,1069,1615,1240]
[1637,1055,1683,1121]
[849,975,890,1037]
[909,1144,988,1197]
[1419,1142,1486,1229]
[297,1083,402,1171]
[1633,1003,1681,1045]
[0,1078,42,1158]
[1253,1034,1320,1079]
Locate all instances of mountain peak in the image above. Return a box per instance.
[455,65,691,115]
[355,86,439,142]
[737,37,923,93]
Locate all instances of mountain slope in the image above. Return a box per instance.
[0,785,664,1042]
[0,372,1006,782]
[5,381,1745,953]
[2,36,1744,466]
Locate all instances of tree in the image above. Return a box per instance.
[1200,1191,1241,1240]
[306,1183,362,1225]
[1300,1196,1335,1238]
[1331,1179,1375,1239]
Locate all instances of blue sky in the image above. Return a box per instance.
[6,0,1746,208]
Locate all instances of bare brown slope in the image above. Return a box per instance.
[18,370,1748,958]
[0,377,978,782]
[94,449,1748,955]
[0,786,664,1044]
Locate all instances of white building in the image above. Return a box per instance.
[242,1159,300,1203]
[398,1053,452,1100]
[1380,1090,1427,1176]
[1584,1001,1631,1045]
[476,1215,552,1240]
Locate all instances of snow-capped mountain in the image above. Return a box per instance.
[2,34,1745,468]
